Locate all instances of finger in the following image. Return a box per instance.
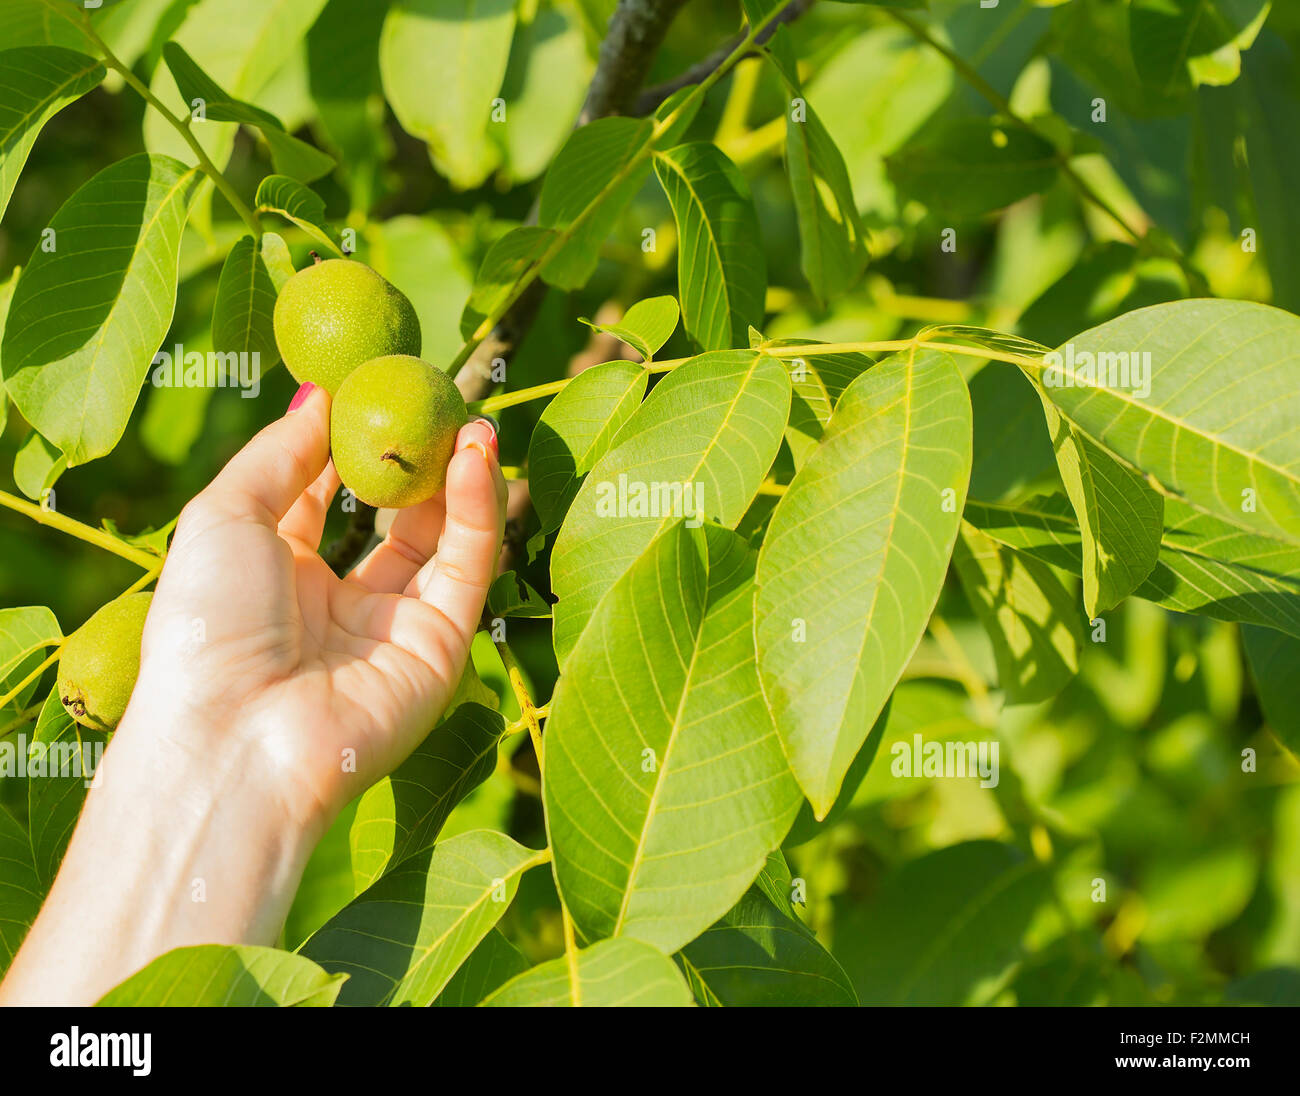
[411,420,506,648]
[202,383,332,527]
[346,493,447,593]
[278,459,341,550]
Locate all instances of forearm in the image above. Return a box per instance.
[0,705,324,1007]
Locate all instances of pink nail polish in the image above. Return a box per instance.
[287,382,316,412]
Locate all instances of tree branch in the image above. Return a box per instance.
[452,0,695,406]
[634,0,815,116]
[581,0,695,123]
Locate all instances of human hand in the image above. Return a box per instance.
[133,382,506,829]
[0,383,504,1006]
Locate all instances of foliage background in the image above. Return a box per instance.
[1,0,1298,1005]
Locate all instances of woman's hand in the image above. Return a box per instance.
[0,383,505,1006]
[139,382,506,826]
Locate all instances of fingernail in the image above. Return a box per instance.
[461,418,498,458]
[288,382,316,413]
[465,441,491,462]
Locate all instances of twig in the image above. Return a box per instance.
[581,0,695,123]
[322,503,377,575]
[634,0,815,115]
[0,490,162,570]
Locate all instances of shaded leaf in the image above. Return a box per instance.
[953,521,1083,704]
[26,690,105,889]
[301,830,546,1006]
[539,117,653,289]
[431,928,528,1006]
[348,703,505,893]
[653,143,766,350]
[0,46,105,223]
[766,29,867,306]
[887,117,1059,219]
[97,945,345,1006]
[677,882,857,1007]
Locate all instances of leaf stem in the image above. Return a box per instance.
[75,12,262,238]
[0,702,43,741]
[0,490,164,570]
[0,646,63,713]
[493,636,544,763]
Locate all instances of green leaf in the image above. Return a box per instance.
[486,571,550,619]
[496,4,591,184]
[967,362,1057,502]
[97,945,345,1006]
[300,829,546,1006]
[144,0,330,171]
[1129,0,1269,93]
[362,216,473,369]
[755,350,972,816]
[1236,33,1300,315]
[1,154,200,466]
[211,234,284,368]
[0,605,60,718]
[527,359,647,535]
[480,938,692,1006]
[783,698,891,847]
[0,46,105,223]
[431,928,529,1006]
[765,29,867,306]
[965,494,1300,639]
[460,225,557,339]
[546,522,802,954]
[1031,299,1300,545]
[539,116,653,289]
[1243,625,1300,756]
[349,703,505,893]
[162,43,335,183]
[579,296,679,363]
[0,807,42,977]
[13,430,65,502]
[27,690,105,889]
[833,841,1053,1006]
[887,117,1059,219]
[953,521,1083,704]
[1038,394,1164,617]
[653,143,767,350]
[254,175,341,257]
[380,0,516,189]
[551,349,791,665]
[677,882,857,1007]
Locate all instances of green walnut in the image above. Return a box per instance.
[57,591,153,733]
[273,259,422,394]
[330,355,467,509]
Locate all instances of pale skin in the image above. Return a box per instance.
[0,384,506,1006]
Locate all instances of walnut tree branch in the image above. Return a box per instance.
[633,0,815,116]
